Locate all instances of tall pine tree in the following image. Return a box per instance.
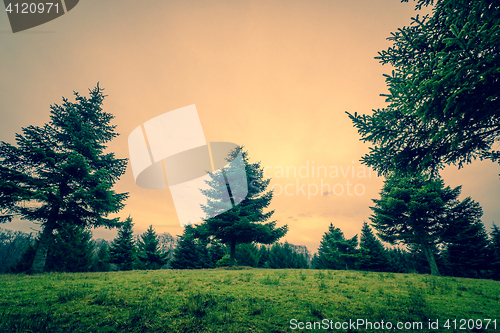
[137,225,168,270]
[358,222,390,272]
[316,224,358,270]
[0,85,128,273]
[109,217,137,271]
[197,147,287,266]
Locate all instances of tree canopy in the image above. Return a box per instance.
[347,0,500,176]
[0,85,128,273]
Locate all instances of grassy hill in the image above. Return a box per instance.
[1,268,499,332]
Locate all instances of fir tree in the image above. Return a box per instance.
[441,198,489,277]
[235,243,260,267]
[170,225,210,269]
[197,147,287,266]
[91,240,111,272]
[0,85,128,273]
[137,225,168,270]
[109,217,137,271]
[490,223,500,280]
[316,224,358,270]
[45,224,93,272]
[358,222,390,272]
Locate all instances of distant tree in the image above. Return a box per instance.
[137,225,168,270]
[0,85,128,274]
[490,223,500,280]
[9,240,37,273]
[358,222,390,272]
[347,0,500,177]
[170,226,210,269]
[316,224,359,270]
[386,248,413,274]
[370,174,482,276]
[257,245,269,268]
[208,239,227,267]
[441,198,490,277]
[196,147,287,267]
[266,242,309,269]
[91,240,111,272]
[310,253,320,270]
[0,228,33,273]
[109,217,137,271]
[45,224,93,272]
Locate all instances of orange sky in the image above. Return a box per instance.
[1,0,499,253]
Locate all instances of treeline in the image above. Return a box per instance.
[0,218,310,273]
[312,221,500,280]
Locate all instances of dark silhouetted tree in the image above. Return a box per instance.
[45,224,93,272]
[358,222,390,272]
[170,225,210,269]
[137,225,168,270]
[0,85,128,273]
[441,198,489,277]
[347,0,500,177]
[370,173,481,276]
[109,217,137,271]
[316,224,358,270]
[490,223,500,280]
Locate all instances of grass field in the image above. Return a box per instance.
[1,268,499,332]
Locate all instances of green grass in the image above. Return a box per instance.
[0,269,499,332]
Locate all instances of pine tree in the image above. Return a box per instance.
[358,222,390,272]
[91,240,110,272]
[170,225,210,269]
[370,174,482,276]
[45,224,93,272]
[197,147,287,266]
[490,223,500,280]
[137,225,168,270]
[235,243,260,267]
[0,85,128,273]
[441,198,489,277]
[316,224,359,270]
[109,217,137,271]
[257,245,269,268]
[347,0,500,176]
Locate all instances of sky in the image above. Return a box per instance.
[1,0,499,254]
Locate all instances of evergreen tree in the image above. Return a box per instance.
[257,245,269,268]
[109,217,137,271]
[0,85,128,273]
[170,225,210,269]
[490,223,500,280]
[316,224,359,270]
[45,224,93,272]
[137,225,168,270]
[386,248,412,274]
[208,239,227,267]
[358,222,390,272]
[266,242,309,269]
[370,174,480,276]
[91,240,111,272]
[441,198,490,277]
[347,0,500,176]
[0,228,32,273]
[197,147,287,266]
[235,242,260,267]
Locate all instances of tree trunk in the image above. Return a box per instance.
[27,224,54,274]
[421,243,440,276]
[229,240,236,267]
